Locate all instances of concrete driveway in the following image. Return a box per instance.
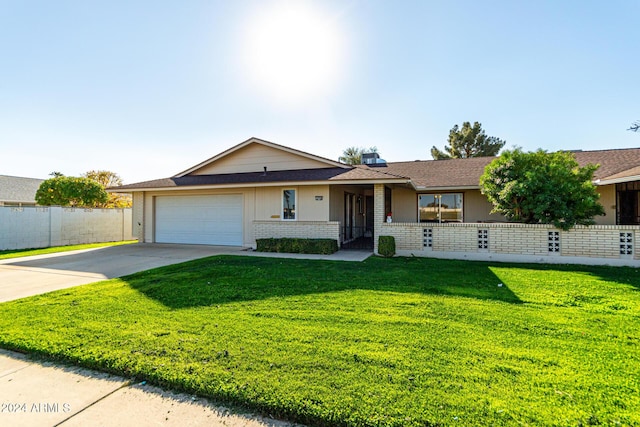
[0,244,244,303]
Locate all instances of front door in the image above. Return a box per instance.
[618,190,640,225]
[344,193,355,241]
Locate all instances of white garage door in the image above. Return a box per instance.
[155,195,243,246]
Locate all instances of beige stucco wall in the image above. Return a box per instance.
[299,185,330,221]
[254,186,329,221]
[194,144,334,175]
[463,190,506,222]
[596,184,616,225]
[391,186,416,222]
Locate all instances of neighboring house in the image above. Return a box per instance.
[0,175,44,207]
[111,137,640,251]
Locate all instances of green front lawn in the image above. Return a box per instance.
[0,240,137,260]
[0,256,638,426]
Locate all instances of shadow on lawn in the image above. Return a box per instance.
[122,255,524,309]
[491,261,640,291]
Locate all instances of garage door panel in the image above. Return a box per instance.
[155,195,243,246]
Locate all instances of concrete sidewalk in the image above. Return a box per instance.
[0,349,301,427]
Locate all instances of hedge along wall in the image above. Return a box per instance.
[379,222,640,267]
[0,206,133,250]
[253,220,340,247]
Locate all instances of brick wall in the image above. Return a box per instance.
[373,184,385,253]
[253,220,340,246]
[378,222,640,266]
[0,206,134,250]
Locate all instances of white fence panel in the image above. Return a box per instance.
[0,206,133,250]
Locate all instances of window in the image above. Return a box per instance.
[283,189,296,220]
[418,193,463,222]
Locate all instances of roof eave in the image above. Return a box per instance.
[413,185,480,191]
[109,178,411,192]
[594,175,640,186]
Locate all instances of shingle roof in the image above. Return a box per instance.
[572,148,640,181]
[111,147,640,192]
[376,148,640,189]
[0,175,44,203]
[378,157,495,189]
[112,167,408,191]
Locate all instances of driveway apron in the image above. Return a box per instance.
[0,244,244,303]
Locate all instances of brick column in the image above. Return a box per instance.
[373,184,385,254]
[132,192,145,242]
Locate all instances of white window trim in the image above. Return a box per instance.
[282,188,298,221]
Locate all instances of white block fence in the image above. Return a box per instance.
[0,206,133,250]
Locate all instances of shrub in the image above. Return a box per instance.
[480,149,605,230]
[378,236,395,257]
[256,238,338,255]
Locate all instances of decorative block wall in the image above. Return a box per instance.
[378,222,640,266]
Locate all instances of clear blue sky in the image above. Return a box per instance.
[2,0,638,184]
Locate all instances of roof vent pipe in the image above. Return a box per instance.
[263,166,267,176]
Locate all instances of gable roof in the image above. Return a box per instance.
[0,175,44,204]
[176,137,348,177]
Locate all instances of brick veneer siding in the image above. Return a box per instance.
[379,222,640,266]
[253,221,340,247]
[373,184,385,253]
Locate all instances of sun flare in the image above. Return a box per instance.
[240,1,346,105]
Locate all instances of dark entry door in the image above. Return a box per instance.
[618,191,640,225]
[344,193,355,240]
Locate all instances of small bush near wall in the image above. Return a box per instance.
[256,238,339,255]
[378,236,396,257]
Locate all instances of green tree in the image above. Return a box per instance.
[431,121,506,160]
[35,176,108,207]
[82,170,132,208]
[479,149,605,230]
[83,170,123,187]
[339,146,378,165]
